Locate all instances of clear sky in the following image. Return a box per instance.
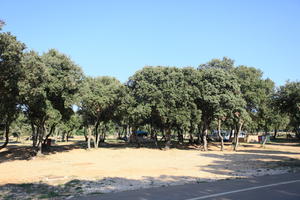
[1,0,300,86]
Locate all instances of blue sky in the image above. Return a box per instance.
[1,0,300,86]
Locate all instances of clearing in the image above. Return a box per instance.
[1,138,300,199]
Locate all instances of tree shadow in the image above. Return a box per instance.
[198,151,300,177]
[0,141,86,164]
[99,140,200,151]
[270,138,300,146]
[238,149,300,155]
[0,175,211,200]
[0,139,201,164]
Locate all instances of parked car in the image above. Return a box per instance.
[209,130,246,142]
[133,130,148,137]
[209,130,229,142]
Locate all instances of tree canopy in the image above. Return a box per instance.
[0,27,299,153]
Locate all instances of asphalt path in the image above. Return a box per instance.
[73,172,300,200]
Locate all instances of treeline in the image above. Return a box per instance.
[1,23,300,153]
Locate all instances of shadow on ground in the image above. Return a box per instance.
[0,175,210,200]
[0,141,86,164]
[1,141,300,199]
[198,150,300,177]
[1,137,300,164]
[0,139,203,164]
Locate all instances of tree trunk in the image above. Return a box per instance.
[37,123,46,155]
[165,128,171,149]
[154,131,159,148]
[177,128,183,144]
[83,127,88,142]
[95,122,99,144]
[196,124,203,145]
[233,121,243,151]
[43,124,55,144]
[31,122,38,147]
[126,125,129,138]
[217,119,224,151]
[87,127,95,149]
[0,123,9,150]
[62,131,66,142]
[150,124,155,140]
[189,123,194,144]
[229,128,234,142]
[273,128,278,139]
[95,130,101,148]
[189,131,194,144]
[117,127,121,139]
[203,128,208,151]
[295,128,300,139]
[262,131,268,148]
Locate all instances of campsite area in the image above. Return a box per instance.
[1,136,300,199]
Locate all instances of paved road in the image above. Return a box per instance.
[73,173,300,200]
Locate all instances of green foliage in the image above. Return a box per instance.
[197,68,244,124]
[79,76,122,126]
[1,25,299,151]
[275,81,300,136]
[198,57,234,71]
[42,49,83,121]
[128,66,200,131]
[233,66,277,133]
[19,51,49,124]
[0,32,25,123]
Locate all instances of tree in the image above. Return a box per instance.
[199,57,234,71]
[19,49,83,153]
[79,76,122,148]
[0,32,25,149]
[128,66,196,149]
[19,51,50,151]
[233,66,275,145]
[58,113,82,142]
[42,49,83,122]
[181,67,202,144]
[275,81,300,138]
[196,67,244,151]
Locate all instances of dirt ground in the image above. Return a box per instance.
[1,137,300,199]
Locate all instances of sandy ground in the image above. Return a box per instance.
[1,139,300,198]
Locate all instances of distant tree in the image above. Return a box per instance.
[196,67,244,151]
[275,81,300,138]
[42,49,83,122]
[19,50,82,153]
[79,76,122,148]
[180,67,202,144]
[253,78,276,146]
[0,32,25,149]
[198,57,234,71]
[114,85,147,141]
[58,113,82,142]
[232,108,250,151]
[233,66,275,140]
[128,67,196,149]
[19,51,51,151]
[271,112,290,138]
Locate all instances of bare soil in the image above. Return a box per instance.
[1,137,300,199]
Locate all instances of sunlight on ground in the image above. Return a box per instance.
[1,139,300,199]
